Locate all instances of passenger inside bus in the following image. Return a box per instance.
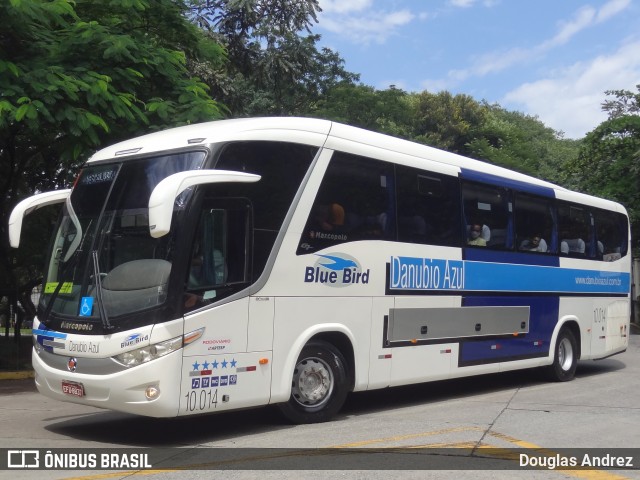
[467,223,488,246]
[520,234,548,252]
[312,202,345,233]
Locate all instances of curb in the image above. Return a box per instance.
[0,371,34,381]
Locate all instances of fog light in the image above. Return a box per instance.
[145,385,160,400]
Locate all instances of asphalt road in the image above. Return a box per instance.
[1,329,639,480]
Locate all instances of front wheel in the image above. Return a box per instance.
[278,341,349,424]
[546,328,578,381]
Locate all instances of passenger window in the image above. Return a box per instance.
[558,203,592,257]
[462,182,512,249]
[298,152,395,254]
[593,209,628,261]
[396,166,461,247]
[514,193,554,254]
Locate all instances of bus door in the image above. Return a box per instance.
[179,198,272,414]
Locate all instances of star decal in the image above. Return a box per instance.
[202,360,210,370]
[192,360,200,371]
[221,359,228,368]
[230,358,237,368]
[212,360,219,369]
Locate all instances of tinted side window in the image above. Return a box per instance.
[593,209,628,261]
[298,152,395,254]
[462,182,512,249]
[558,203,592,257]
[213,141,317,278]
[396,166,461,247]
[514,193,555,254]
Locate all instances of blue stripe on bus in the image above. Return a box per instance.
[465,261,629,295]
[388,256,630,295]
[464,247,559,267]
[460,168,556,198]
[32,328,67,339]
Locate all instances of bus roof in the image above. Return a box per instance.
[87,117,625,214]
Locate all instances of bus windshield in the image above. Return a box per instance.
[40,151,207,325]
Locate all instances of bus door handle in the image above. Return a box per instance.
[475,323,481,332]
[420,326,428,335]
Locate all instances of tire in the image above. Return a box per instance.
[278,341,350,424]
[546,328,578,382]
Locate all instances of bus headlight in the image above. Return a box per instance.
[113,336,183,367]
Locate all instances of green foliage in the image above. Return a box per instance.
[1,0,226,293]
[312,86,577,185]
[467,104,580,183]
[411,91,487,154]
[312,85,414,139]
[602,84,640,119]
[565,115,640,241]
[565,85,640,244]
[188,0,358,115]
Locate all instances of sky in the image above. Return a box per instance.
[314,0,640,139]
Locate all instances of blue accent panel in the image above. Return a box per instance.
[465,247,560,267]
[460,168,556,198]
[460,296,559,364]
[32,328,67,339]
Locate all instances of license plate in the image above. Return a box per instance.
[62,381,85,397]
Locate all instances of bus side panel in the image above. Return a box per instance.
[177,351,272,416]
[271,296,370,404]
[368,296,394,390]
[179,299,272,415]
[572,297,630,360]
[458,296,557,367]
[388,296,460,387]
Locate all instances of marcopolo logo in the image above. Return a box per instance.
[304,253,370,287]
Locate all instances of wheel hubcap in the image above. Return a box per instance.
[558,337,574,371]
[292,357,334,407]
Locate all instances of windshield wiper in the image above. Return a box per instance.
[92,250,113,331]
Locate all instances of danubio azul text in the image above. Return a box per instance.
[390,257,464,291]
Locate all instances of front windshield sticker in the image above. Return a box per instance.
[44,282,73,294]
[79,297,94,317]
[79,168,117,185]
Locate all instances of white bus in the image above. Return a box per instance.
[9,117,631,423]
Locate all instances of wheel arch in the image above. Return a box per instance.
[271,323,358,404]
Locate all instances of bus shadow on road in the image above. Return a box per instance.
[44,405,291,446]
[43,358,627,446]
[340,359,627,418]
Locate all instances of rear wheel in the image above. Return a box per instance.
[547,328,578,381]
[278,341,349,424]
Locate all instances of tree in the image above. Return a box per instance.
[467,104,580,182]
[0,0,226,323]
[312,84,413,138]
[565,86,640,244]
[602,84,640,119]
[188,0,358,115]
[410,91,487,154]
[565,115,640,242]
